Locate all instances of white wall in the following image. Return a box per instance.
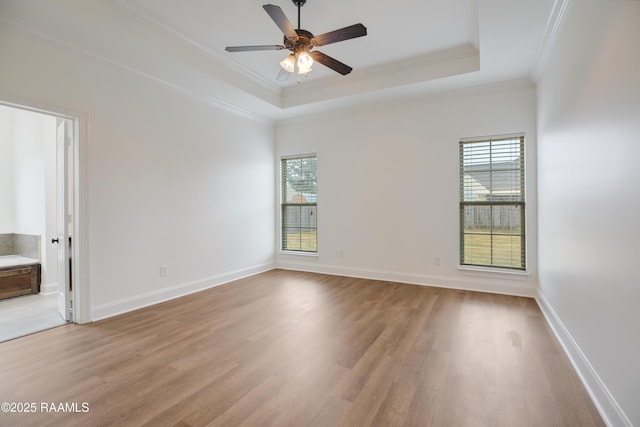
[12,108,57,285]
[276,82,538,296]
[12,109,49,236]
[536,1,640,426]
[0,28,275,320]
[0,105,57,285]
[0,106,16,232]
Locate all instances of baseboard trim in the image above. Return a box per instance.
[40,282,58,295]
[536,292,632,427]
[277,261,536,297]
[91,263,275,321]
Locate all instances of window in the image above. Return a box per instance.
[459,135,525,270]
[281,155,317,253]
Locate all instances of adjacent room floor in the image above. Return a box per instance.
[0,270,604,426]
[0,293,67,342]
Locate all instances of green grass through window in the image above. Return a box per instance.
[283,231,317,252]
[463,230,523,269]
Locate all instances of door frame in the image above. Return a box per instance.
[1,97,90,324]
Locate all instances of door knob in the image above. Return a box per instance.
[51,238,59,244]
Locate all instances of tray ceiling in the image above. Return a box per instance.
[0,0,558,120]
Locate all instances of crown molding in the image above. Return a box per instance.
[529,0,573,81]
[281,44,480,108]
[1,1,542,121]
[277,78,534,127]
[100,0,482,111]
[99,0,281,95]
[0,19,272,124]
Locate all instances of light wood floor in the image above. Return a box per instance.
[0,270,603,427]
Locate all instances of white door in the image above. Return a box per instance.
[56,119,73,322]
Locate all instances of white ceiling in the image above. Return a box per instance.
[0,0,558,121]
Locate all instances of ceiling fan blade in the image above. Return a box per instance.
[225,45,285,52]
[276,68,292,81]
[312,23,367,46]
[263,4,298,40]
[310,51,353,75]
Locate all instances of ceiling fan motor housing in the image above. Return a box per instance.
[285,29,315,52]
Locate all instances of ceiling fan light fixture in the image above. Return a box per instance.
[226,2,367,80]
[297,51,313,74]
[280,54,296,73]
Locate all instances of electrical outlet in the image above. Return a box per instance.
[434,256,441,266]
[160,265,168,277]
[338,249,344,258]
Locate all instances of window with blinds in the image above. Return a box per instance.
[459,136,525,270]
[281,155,317,253]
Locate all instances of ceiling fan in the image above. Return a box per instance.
[225,0,367,82]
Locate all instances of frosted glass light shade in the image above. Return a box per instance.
[297,52,313,74]
[280,54,296,73]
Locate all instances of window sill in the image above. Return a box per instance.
[458,265,529,280]
[279,250,319,257]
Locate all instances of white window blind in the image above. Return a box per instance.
[460,136,525,270]
[281,155,317,252]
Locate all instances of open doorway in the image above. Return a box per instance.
[0,103,78,341]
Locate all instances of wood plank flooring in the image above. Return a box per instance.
[0,270,604,426]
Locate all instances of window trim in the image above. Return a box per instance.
[280,154,318,254]
[459,134,526,271]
